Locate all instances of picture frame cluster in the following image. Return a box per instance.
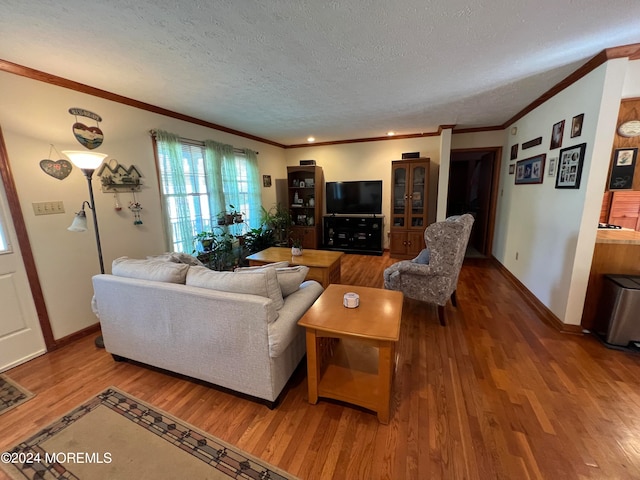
[508,113,586,189]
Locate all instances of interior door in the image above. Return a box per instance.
[0,175,46,372]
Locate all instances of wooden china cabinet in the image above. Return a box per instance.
[389,158,430,258]
[287,165,324,249]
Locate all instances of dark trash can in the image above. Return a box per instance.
[596,275,640,347]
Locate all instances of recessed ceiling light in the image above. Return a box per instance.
[387,131,395,136]
[307,136,315,143]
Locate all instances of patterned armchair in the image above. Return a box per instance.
[383,214,474,325]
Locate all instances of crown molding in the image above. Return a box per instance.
[3,43,640,148]
[285,131,443,149]
[0,59,286,149]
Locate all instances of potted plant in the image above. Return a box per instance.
[205,229,237,271]
[216,212,227,226]
[193,231,215,252]
[244,225,275,254]
[290,237,303,256]
[229,204,244,223]
[260,204,292,246]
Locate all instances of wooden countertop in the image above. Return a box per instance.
[596,229,640,245]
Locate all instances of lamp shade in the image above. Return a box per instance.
[68,210,88,232]
[62,150,108,170]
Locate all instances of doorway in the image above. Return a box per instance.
[0,127,54,371]
[447,148,501,258]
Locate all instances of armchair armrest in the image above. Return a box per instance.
[384,259,451,281]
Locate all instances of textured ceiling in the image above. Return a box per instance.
[1,0,640,146]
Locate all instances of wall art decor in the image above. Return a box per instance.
[97,159,142,192]
[39,144,72,180]
[522,137,542,149]
[550,120,565,150]
[510,144,518,160]
[608,147,637,190]
[262,175,272,187]
[509,164,515,175]
[571,114,584,138]
[515,154,546,185]
[69,107,104,150]
[556,143,587,189]
[548,157,558,177]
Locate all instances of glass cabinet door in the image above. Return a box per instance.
[409,165,426,228]
[392,165,407,227]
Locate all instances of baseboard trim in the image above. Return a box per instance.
[491,257,583,335]
[50,323,102,351]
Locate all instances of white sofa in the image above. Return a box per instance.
[92,257,323,404]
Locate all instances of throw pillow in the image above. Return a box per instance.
[411,248,431,265]
[236,265,309,297]
[112,257,189,284]
[272,266,309,296]
[235,262,308,296]
[187,266,285,310]
[235,261,290,271]
[147,252,205,267]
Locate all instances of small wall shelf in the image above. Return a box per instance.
[97,159,143,192]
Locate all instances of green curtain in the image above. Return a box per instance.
[155,129,193,253]
[203,140,228,228]
[156,132,263,252]
[243,148,262,230]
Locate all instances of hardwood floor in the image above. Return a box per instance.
[2,254,640,479]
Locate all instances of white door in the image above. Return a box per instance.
[0,174,46,372]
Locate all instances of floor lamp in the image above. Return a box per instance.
[63,150,108,348]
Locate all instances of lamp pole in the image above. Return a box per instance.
[63,150,108,349]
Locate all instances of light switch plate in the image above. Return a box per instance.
[32,201,65,215]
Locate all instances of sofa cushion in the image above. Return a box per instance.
[235,263,308,297]
[187,266,285,310]
[112,257,189,284]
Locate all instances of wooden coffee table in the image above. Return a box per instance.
[298,284,403,423]
[246,247,343,288]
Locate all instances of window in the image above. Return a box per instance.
[0,221,8,253]
[0,203,10,254]
[155,131,262,253]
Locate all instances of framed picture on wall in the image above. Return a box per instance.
[510,144,518,160]
[555,143,587,189]
[515,154,546,185]
[571,114,584,138]
[608,147,637,190]
[550,120,565,149]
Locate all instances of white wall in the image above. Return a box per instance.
[622,59,640,97]
[452,130,505,149]
[0,71,285,339]
[436,129,452,221]
[492,60,627,325]
[284,137,441,248]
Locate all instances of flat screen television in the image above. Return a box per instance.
[326,180,383,215]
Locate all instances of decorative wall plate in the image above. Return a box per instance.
[39,159,72,180]
[617,120,640,138]
[72,122,104,149]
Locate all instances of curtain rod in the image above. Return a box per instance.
[149,130,258,155]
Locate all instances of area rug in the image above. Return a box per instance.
[0,374,34,415]
[1,387,297,480]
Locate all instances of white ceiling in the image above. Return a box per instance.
[2,0,640,146]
